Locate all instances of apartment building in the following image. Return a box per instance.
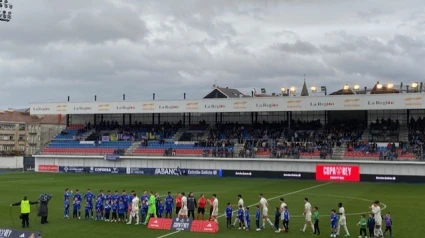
[0,109,65,155]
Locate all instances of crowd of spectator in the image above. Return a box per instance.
[50,115,425,161]
[408,117,425,160]
[201,119,366,159]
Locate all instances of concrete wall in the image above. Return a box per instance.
[33,155,425,176]
[0,156,23,169]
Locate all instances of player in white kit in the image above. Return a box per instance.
[336,202,350,237]
[178,192,188,218]
[300,198,314,233]
[211,194,219,224]
[256,193,274,231]
[371,200,383,238]
[127,193,140,225]
[275,198,287,232]
[279,198,287,214]
[232,194,245,228]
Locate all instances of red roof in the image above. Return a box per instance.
[0,111,65,124]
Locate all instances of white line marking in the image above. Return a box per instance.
[155,182,333,238]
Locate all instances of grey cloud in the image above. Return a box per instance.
[273,40,320,55]
[2,1,147,45]
[353,8,385,23]
[1,0,425,108]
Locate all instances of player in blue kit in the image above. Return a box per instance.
[95,197,103,220]
[141,200,148,223]
[64,198,70,219]
[274,207,280,231]
[113,190,120,202]
[330,209,338,237]
[97,190,105,202]
[104,200,111,222]
[164,192,174,218]
[245,207,251,231]
[64,188,73,201]
[158,200,165,218]
[73,197,81,219]
[84,201,92,220]
[121,190,129,221]
[237,205,245,230]
[127,191,134,220]
[73,189,82,202]
[96,190,105,220]
[283,206,290,232]
[105,190,113,203]
[111,200,118,222]
[255,205,261,230]
[84,189,94,219]
[225,203,233,229]
[118,200,126,222]
[141,191,148,204]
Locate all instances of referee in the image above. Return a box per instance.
[10,196,39,228]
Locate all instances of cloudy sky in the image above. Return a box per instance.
[1,0,424,108]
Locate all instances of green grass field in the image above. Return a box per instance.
[0,173,421,238]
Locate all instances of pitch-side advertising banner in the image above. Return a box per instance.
[221,169,315,180]
[0,228,41,238]
[147,218,218,233]
[38,164,58,173]
[29,93,425,115]
[127,168,221,177]
[315,164,360,182]
[58,166,126,174]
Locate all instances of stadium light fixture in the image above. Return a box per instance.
[310,86,317,93]
[289,87,296,96]
[0,0,13,22]
[411,82,418,89]
[343,84,350,90]
[281,87,289,96]
[353,85,360,91]
[387,83,394,89]
[377,83,383,89]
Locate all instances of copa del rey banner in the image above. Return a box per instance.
[30,93,425,115]
[316,164,360,182]
[147,218,218,233]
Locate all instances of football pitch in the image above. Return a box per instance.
[0,173,421,238]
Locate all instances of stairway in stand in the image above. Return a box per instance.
[233,143,244,157]
[398,126,409,142]
[125,141,142,155]
[80,129,95,141]
[331,144,346,160]
[361,129,369,142]
[173,128,186,141]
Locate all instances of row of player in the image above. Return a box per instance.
[64,189,219,225]
[64,189,392,237]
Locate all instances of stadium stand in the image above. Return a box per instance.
[43,117,418,160]
[32,82,424,161]
[39,118,417,160]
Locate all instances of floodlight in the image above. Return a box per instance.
[377,84,383,89]
[0,0,12,22]
[387,83,394,89]
[353,85,360,91]
[343,84,349,90]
